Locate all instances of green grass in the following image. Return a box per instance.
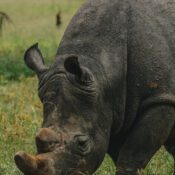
[0,0,83,79]
[0,0,174,174]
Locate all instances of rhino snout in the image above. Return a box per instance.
[35,128,60,153]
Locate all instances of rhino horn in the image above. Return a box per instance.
[14,151,55,175]
[14,151,38,175]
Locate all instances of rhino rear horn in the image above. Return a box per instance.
[24,43,48,77]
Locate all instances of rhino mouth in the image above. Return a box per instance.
[14,151,89,175]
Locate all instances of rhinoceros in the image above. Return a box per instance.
[14,0,175,174]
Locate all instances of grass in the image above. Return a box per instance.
[0,0,174,174]
[0,77,40,175]
[0,0,83,79]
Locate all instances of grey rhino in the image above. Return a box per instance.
[15,0,175,174]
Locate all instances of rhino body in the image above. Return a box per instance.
[15,0,175,175]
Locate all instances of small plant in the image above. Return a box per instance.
[0,11,12,36]
[56,10,61,28]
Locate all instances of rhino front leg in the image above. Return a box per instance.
[116,104,175,175]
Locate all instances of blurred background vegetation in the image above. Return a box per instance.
[0,0,174,174]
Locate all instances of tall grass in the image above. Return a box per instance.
[0,0,174,174]
[0,0,84,79]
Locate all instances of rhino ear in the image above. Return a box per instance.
[24,43,47,77]
[64,56,82,78]
[64,56,93,84]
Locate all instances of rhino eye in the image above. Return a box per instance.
[43,92,57,101]
[43,101,56,118]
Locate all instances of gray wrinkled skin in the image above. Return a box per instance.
[15,0,175,175]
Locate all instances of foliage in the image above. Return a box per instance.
[0,11,12,37]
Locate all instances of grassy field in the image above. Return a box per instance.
[0,0,174,174]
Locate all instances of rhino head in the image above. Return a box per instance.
[15,44,112,175]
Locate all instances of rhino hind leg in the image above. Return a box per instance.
[116,105,175,175]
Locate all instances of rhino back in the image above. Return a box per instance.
[128,0,175,92]
[56,0,175,131]
[55,0,129,134]
[124,0,175,132]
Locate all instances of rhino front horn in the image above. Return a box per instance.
[14,151,55,175]
[14,151,38,175]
